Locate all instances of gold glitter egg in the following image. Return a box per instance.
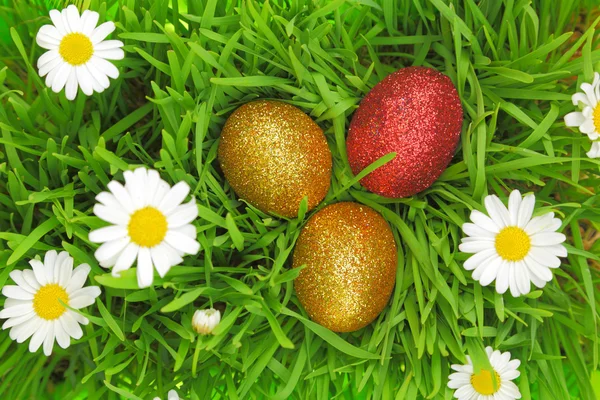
[292,202,397,332]
[218,100,332,217]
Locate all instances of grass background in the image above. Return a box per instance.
[0,0,600,398]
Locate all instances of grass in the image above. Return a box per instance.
[1,0,600,399]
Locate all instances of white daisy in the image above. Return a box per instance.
[459,190,567,297]
[0,251,101,356]
[192,308,221,335]
[153,390,179,400]
[448,346,521,400]
[564,72,600,158]
[89,168,200,288]
[36,5,124,100]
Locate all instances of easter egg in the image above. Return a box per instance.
[218,100,332,217]
[346,66,463,198]
[292,202,397,332]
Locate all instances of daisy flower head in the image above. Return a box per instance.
[459,190,567,297]
[192,308,221,335]
[36,5,124,100]
[153,390,179,400]
[448,346,521,400]
[564,72,600,158]
[0,251,101,356]
[89,168,200,288]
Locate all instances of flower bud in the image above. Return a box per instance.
[192,308,221,335]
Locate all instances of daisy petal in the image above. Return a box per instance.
[458,240,494,253]
[66,264,91,293]
[57,256,74,288]
[564,111,586,127]
[49,9,68,36]
[112,243,139,276]
[90,21,116,44]
[66,5,82,33]
[587,141,600,158]
[8,270,37,294]
[22,270,41,291]
[164,230,200,255]
[54,321,70,349]
[69,287,101,309]
[580,119,596,134]
[65,70,78,100]
[93,203,130,225]
[0,303,33,319]
[76,65,94,96]
[86,61,110,89]
[524,256,553,282]
[95,237,131,264]
[167,201,199,228]
[159,182,191,215]
[28,321,49,353]
[95,48,125,60]
[462,222,496,239]
[95,40,124,51]
[150,244,176,278]
[108,180,135,213]
[52,251,70,283]
[124,168,147,209]
[39,57,63,77]
[90,56,119,79]
[485,195,511,228]
[136,247,154,288]
[528,247,561,268]
[524,213,555,235]
[495,261,510,294]
[2,286,34,300]
[478,257,502,286]
[51,63,73,94]
[507,190,522,226]
[463,249,496,271]
[469,210,500,233]
[29,259,48,286]
[517,194,535,228]
[61,311,83,339]
[81,10,100,36]
[530,232,566,246]
[89,225,128,244]
[508,264,521,297]
[515,264,531,295]
[37,50,60,69]
[43,321,56,356]
[13,317,41,343]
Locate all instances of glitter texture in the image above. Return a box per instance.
[218,100,332,217]
[347,66,463,198]
[292,202,397,332]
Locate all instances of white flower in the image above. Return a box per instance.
[564,72,600,158]
[89,168,200,288]
[448,346,521,400]
[587,141,600,158]
[35,5,124,100]
[0,251,101,356]
[153,390,179,400]
[192,308,221,335]
[459,190,567,297]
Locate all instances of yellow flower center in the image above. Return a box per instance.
[128,207,168,247]
[594,103,600,133]
[59,33,93,66]
[33,284,69,320]
[495,226,531,261]
[471,369,501,395]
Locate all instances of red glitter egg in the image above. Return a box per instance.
[346,66,463,198]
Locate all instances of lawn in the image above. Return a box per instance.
[0,0,600,399]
